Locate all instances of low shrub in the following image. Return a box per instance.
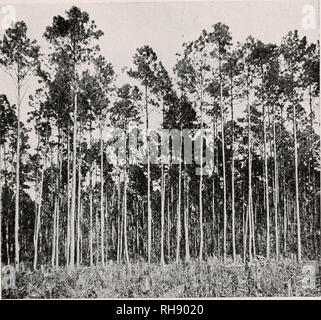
[2,259,320,298]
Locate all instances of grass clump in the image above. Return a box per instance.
[2,259,320,298]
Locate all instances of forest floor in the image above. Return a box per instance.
[2,258,321,298]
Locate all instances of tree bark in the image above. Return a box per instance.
[100,127,105,267]
[199,67,204,262]
[263,102,270,259]
[33,135,46,271]
[184,175,190,262]
[14,83,21,270]
[76,133,82,267]
[160,164,165,265]
[176,131,182,264]
[273,104,279,260]
[219,55,227,263]
[246,68,253,263]
[230,72,236,262]
[293,102,301,263]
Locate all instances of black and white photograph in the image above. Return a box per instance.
[0,0,320,300]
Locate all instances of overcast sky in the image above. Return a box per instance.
[0,0,319,133]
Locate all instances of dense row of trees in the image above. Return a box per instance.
[1,7,320,270]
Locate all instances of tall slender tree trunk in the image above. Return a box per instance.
[145,85,152,264]
[284,190,288,255]
[66,128,70,265]
[308,84,318,259]
[199,69,204,262]
[117,207,121,263]
[52,197,57,268]
[136,199,140,260]
[95,165,99,267]
[263,102,270,259]
[293,102,301,263]
[15,84,21,270]
[119,191,124,263]
[251,198,256,257]
[273,104,279,260]
[2,145,10,264]
[167,186,171,261]
[6,222,10,265]
[318,77,321,261]
[230,73,236,262]
[160,101,165,265]
[0,145,3,259]
[212,99,217,256]
[246,69,253,263]
[100,126,105,267]
[76,134,81,267]
[56,140,62,270]
[184,175,190,262]
[105,189,108,265]
[89,117,93,267]
[123,167,130,266]
[219,56,227,263]
[70,91,78,268]
[80,202,83,265]
[214,117,220,257]
[242,192,246,262]
[160,164,165,265]
[33,155,44,270]
[176,131,182,264]
[117,167,121,263]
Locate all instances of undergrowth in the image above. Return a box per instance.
[2,258,320,298]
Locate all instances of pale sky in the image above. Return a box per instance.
[4,0,319,73]
[0,0,320,137]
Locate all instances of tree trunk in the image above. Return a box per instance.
[212,99,217,257]
[293,102,301,263]
[136,199,140,260]
[219,55,227,263]
[123,167,130,266]
[105,188,108,265]
[14,85,21,270]
[89,123,93,267]
[199,69,204,262]
[263,103,270,259]
[100,127,105,267]
[0,146,4,261]
[284,190,287,255]
[33,139,45,271]
[52,196,57,268]
[176,131,182,264]
[247,69,253,263]
[70,91,78,268]
[167,186,171,261]
[66,128,70,265]
[76,137,81,268]
[273,104,279,260]
[184,175,190,262]
[117,169,122,263]
[56,143,61,270]
[145,85,152,264]
[161,164,165,265]
[230,73,236,262]
[161,99,166,265]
